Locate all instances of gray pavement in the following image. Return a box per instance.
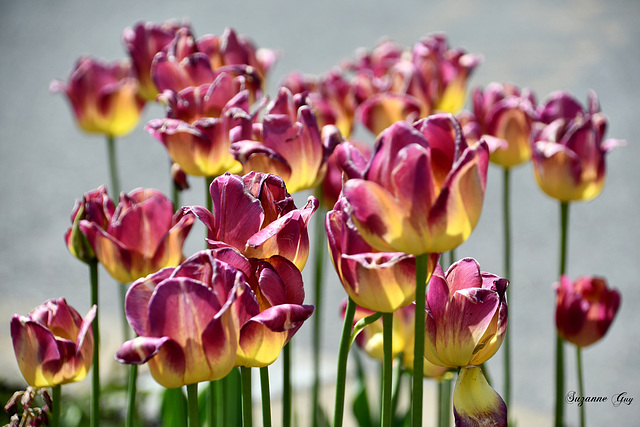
[1,0,640,425]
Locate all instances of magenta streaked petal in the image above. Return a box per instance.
[115,336,172,365]
[125,268,174,336]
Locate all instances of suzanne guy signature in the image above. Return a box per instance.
[565,391,634,407]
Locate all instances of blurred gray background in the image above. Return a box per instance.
[1,0,639,425]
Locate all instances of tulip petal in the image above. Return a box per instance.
[453,366,507,426]
[11,317,61,388]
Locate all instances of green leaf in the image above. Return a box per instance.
[350,312,383,348]
[160,387,188,427]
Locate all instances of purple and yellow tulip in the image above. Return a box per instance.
[11,298,96,388]
[320,140,372,209]
[186,172,317,271]
[424,258,508,368]
[555,275,621,348]
[453,366,507,426]
[115,254,243,388]
[327,197,439,313]
[342,114,489,255]
[121,20,188,101]
[466,82,538,168]
[78,188,195,283]
[146,72,253,177]
[65,185,115,264]
[50,57,145,137]
[231,87,343,193]
[532,90,624,201]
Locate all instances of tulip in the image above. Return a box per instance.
[115,254,243,388]
[231,87,343,193]
[121,20,188,101]
[532,90,624,201]
[467,82,538,168]
[424,258,508,368]
[186,172,317,271]
[342,114,489,255]
[452,366,507,426]
[11,298,96,388]
[320,140,372,209]
[78,188,195,283]
[50,57,145,137]
[65,185,115,264]
[146,72,253,177]
[327,197,439,313]
[555,275,621,348]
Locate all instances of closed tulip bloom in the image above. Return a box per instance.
[11,298,96,388]
[327,197,439,313]
[231,87,343,193]
[555,275,621,347]
[122,20,188,101]
[453,366,507,427]
[343,114,489,255]
[469,82,537,168]
[424,258,508,368]
[186,172,317,271]
[65,185,115,264]
[146,72,252,177]
[115,254,243,388]
[78,188,195,283]
[532,90,624,201]
[348,303,449,378]
[50,57,145,137]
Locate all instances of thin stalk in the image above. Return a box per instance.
[89,261,100,427]
[283,343,292,427]
[51,385,61,427]
[502,167,512,410]
[390,357,403,420]
[241,367,253,427]
[205,176,214,218]
[448,249,456,268]
[411,253,430,427]
[576,346,585,427]
[187,383,199,427]
[311,192,326,427]
[381,313,394,427]
[106,135,120,199]
[555,202,570,427]
[334,297,356,427]
[126,365,138,427]
[438,376,452,427]
[260,367,272,427]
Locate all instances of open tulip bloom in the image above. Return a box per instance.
[11,298,96,388]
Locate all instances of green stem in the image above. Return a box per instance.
[334,297,356,427]
[381,313,394,427]
[51,385,61,427]
[106,135,120,199]
[89,261,100,427]
[283,343,292,427]
[241,367,253,427]
[187,383,199,427]
[412,253,430,427]
[390,357,403,421]
[576,346,585,427]
[502,167,512,411]
[260,367,272,427]
[555,202,570,427]
[448,249,456,268]
[438,376,452,427]
[312,193,326,427]
[126,365,138,427]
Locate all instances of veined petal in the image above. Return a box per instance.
[125,268,174,336]
[79,220,136,283]
[453,366,507,426]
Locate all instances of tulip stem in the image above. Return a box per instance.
[126,365,138,427]
[555,202,570,427]
[260,367,272,427]
[576,346,585,427]
[106,135,121,199]
[89,261,100,427]
[283,342,292,427]
[241,367,253,427]
[312,194,326,427]
[438,375,452,427]
[412,252,430,427]
[382,313,394,427]
[334,296,356,427]
[51,385,61,427]
[502,167,512,411]
[187,383,199,427]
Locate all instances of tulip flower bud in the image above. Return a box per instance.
[555,275,621,347]
[11,298,96,388]
[453,366,507,426]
